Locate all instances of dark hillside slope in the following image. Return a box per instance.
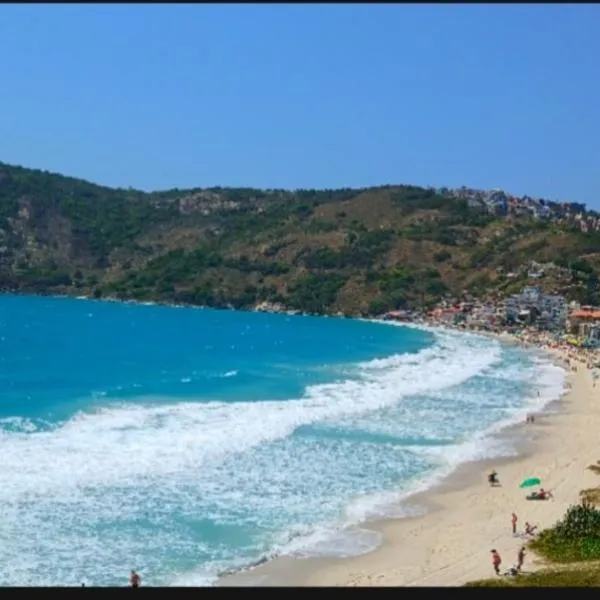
[0,161,598,314]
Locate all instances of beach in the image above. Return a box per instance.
[222,344,600,586]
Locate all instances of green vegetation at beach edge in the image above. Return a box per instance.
[2,161,600,314]
[465,566,600,587]
[465,464,600,587]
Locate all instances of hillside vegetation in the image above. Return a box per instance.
[1,161,599,314]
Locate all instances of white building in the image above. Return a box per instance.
[505,287,566,331]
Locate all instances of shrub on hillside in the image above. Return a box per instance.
[531,502,600,563]
[554,503,600,539]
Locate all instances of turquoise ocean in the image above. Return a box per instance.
[0,295,565,586]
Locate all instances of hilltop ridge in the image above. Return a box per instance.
[0,160,599,315]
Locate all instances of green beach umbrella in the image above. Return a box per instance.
[520,477,541,488]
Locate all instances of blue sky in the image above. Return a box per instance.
[1,4,599,206]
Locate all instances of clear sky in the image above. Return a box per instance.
[1,4,599,206]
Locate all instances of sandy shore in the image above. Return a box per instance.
[222,347,600,587]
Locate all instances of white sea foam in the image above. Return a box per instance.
[0,331,500,494]
[266,329,566,562]
[0,325,566,586]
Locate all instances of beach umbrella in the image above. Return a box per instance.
[519,477,541,488]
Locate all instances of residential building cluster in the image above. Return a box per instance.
[503,286,567,332]
[435,186,599,232]
[383,285,600,345]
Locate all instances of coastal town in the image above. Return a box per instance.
[439,186,598,232]
[381,275,600,350]
[256,258,600,351]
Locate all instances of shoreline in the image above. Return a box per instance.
[221,335,594,587]
[1,290,345,319]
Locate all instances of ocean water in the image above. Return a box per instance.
[0,295,565,586]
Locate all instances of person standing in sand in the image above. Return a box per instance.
[491,549,502,575]
[511,512,518,535]
[130,570,141,588]
[517,546,526,571]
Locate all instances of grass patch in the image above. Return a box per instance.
[580,487,600,506]
[580,460,600,506]
[465,566,600,587]
[587,461,600,476]
[527,503,600,563]
[530,532,600,563]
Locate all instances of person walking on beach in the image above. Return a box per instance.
[517,546,526,571]
[511,512,518,535]
[130,570,141,588]
[491,549,502,575]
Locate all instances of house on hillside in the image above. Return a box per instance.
[484,190,509,215]
[383,310,413,322]
[527,266,545,279]
[537,294,568,331]
[505,286,566,331]
[536,203,551,219]
[566,306,600,338]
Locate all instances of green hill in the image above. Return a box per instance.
[0,161,598,314]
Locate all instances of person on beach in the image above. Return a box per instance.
[517,546,526,571]
[525,522,538,536]
[491,549,502,575]
[130,570,141,588]
[511,512,518,535]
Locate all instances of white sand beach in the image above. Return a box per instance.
[222,347,600,586]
